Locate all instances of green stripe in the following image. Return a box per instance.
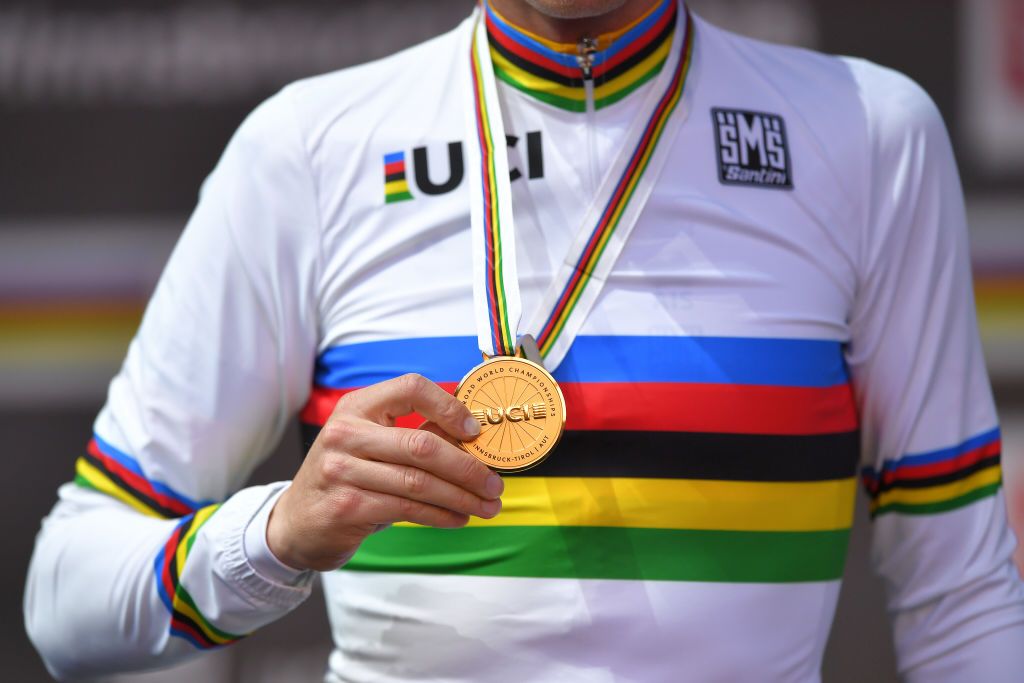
[872,482,1001,518]
[74,473,97,490]
[385,191,413,204]
[176,585,245,641]
[343,525,850,583]
[493,62,666,113]
[593,60,665,110]
[493,67,587,112]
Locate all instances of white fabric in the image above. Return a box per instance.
[24,5,1024,681]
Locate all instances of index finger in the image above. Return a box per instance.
[337,373,481,441]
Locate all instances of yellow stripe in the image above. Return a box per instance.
[490,50,586,102]
[75,457,163,518]
[384,179,410,195]
[398,476,857,532]
[492,37,669,106]
[592,36,671,100]
[170,505,234,645]
[172,599,235,645]
[872,465,1002,508]
[171,595,236,645]
[475,28,513,353]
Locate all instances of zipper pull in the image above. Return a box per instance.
[576,37,598,80]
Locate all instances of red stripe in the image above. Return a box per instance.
[485,13,580,78]
[88,440,194,517]
[384,161,405,176]
[301,383,459,430]
[591,3,676,78]
[301,381,857,436]
[159,524,185,601]
[872,440,1002,486]
[485,2,675,81]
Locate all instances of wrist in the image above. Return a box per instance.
[247,485,310,583]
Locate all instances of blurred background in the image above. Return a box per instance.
[1,0,1021,681]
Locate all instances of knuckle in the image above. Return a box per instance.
[399,373,428,397]
[335,390,359,412]
[318,454,351,483]
[406,430,436,461]
[403,467,428,496]
[457,454,484,485]
[437,397,463,424]
[397,495,419,518]
[320,418,356,448]
[333,490,362,519]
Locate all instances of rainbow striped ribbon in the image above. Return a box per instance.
[467,1,695,366]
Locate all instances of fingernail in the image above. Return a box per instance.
[481,498,502,517]
[464,415,481,437]
[485,473,504,498]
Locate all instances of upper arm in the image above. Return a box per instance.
[79,87,321,513]
[844,59,1024,673]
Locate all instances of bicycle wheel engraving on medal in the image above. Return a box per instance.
[455,356,566,473]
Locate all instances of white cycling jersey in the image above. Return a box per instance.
[26,2,1024,681]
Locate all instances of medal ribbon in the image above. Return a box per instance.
[466,1,695,366]
[468,16,521,357]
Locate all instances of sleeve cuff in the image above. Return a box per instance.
[206,482,314,615]
[242,483,311,587]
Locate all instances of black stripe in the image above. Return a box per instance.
[164,518,193,590]
[299,423,859,482]
[487,10,674,88]
[489,38,585,88]
[172,609,221,648]
[384,171,405,183]
[82,451,180,518]
[592,13,675,85]
[864,453,1001,497]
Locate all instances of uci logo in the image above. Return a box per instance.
[383,132,544,204]
[471,403,547,427]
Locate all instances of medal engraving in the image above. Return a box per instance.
[456,356,566,473]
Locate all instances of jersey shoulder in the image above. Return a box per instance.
[694,14,945,144]
[275,16,470,140]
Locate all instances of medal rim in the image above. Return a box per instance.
[455,355,566,473]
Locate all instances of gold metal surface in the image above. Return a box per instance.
[455,356,566,473]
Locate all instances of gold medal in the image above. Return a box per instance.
[456,355,566,473]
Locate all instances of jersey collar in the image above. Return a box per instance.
[485,0,680,113]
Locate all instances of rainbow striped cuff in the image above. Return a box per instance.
[155,505,246,649]
[74,435,238,648]
[862,428,1002,517]
[74,435,211,518]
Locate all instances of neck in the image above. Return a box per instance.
[487,0,662,44]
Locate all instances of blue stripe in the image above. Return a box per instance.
[595,0,673,63]
[383,151,404,164]
[94,433,212,511]
[154,544,173,611]
[485,0,673,69]
[872,427,1002,475]
[485,3,581,69]
[313,336,849,388]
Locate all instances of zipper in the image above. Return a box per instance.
[577,37,599,195]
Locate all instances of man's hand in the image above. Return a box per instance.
[266,373,503,572]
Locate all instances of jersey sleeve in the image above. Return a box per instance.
[24,86,321,679]
[845,59,1024,679]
